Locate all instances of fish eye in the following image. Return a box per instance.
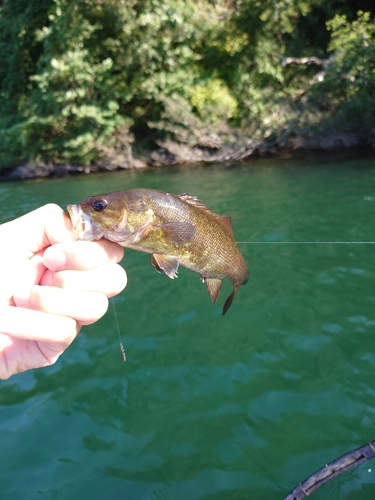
[92,199,108,211]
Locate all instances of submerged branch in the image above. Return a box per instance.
[283,440,375,500]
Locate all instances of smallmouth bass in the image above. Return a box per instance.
[67,188,249,314]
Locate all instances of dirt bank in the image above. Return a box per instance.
[0,131,370,182]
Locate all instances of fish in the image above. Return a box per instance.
[67,188,249,314]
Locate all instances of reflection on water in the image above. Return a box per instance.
[1,152,375,499]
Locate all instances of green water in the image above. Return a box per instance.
[1,152,375,499]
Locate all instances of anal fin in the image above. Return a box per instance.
[203,278,222,303]
[151,254,179,279]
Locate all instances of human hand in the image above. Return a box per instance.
[0,204,127,379]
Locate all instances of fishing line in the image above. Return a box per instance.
[112,298,126,362]
[237,241,375,244]
[109,241,373,361]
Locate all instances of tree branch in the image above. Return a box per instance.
[274,53,335,68]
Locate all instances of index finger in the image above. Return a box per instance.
[43,239,124,271]
[1,204,76,256]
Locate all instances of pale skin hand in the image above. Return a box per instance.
[0,204,127,380]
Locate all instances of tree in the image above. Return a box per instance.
[0,0,374,169]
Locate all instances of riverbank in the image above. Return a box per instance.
[0,130,370,182]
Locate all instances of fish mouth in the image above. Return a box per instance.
[67,204,103,241]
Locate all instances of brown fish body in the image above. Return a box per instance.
[67,188,249,314]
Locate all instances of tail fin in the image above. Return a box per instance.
[223,268,249,314]
[222,286,238,315]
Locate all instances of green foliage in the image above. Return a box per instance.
[0,0,217,166]
[328,10,375,89]
[190,79,238,124]
[0,0,374,168]
[303,11,375,137]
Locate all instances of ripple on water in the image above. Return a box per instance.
[348,315,375,327]
[321,323,343,334]
[247,386,367,423]
[3,155,375,499]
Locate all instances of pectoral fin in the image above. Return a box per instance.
[151,254,179,279]
[159,221,196,246]
[203,278,222,303]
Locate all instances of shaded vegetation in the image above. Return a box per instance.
[0,0,374,169]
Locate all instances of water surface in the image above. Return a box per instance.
[1,151,375,499]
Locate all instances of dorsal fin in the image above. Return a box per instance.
[178,194,234,237]
[178,193,216,216]
[218,215,234,237]
[177,193,234,238]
